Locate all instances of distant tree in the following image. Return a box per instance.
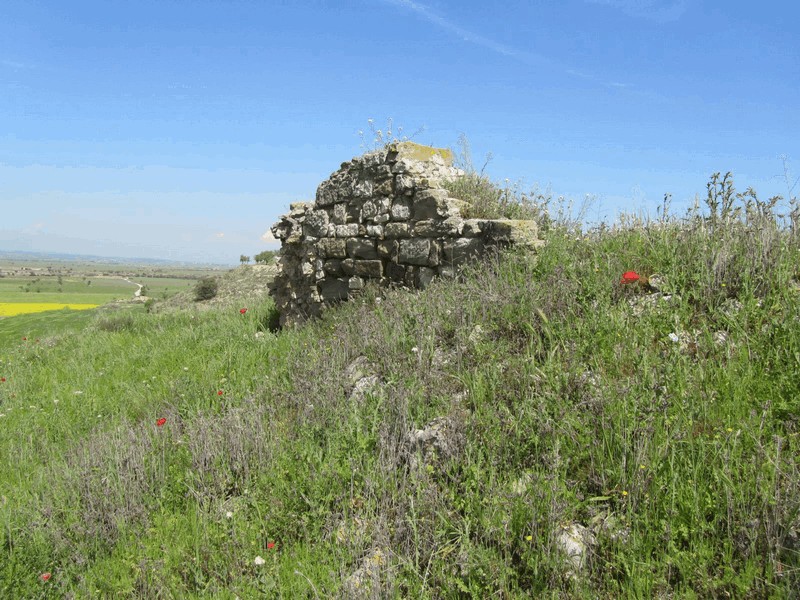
[255,250,278,264]
[240,255,251,265]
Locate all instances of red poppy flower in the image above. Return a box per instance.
[620,271,640,284]
[0,377,5,382]
[22,337,27,341]
[267,541,276,550]
[40,572,51,582]
[217,390,223,396]
[156,418,167,427]
[240,308,247,314]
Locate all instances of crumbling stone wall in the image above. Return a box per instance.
[269,141,541,326]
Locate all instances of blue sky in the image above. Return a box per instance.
[1,0,797,264]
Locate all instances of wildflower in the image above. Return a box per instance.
[620,271,640,284]
[217,390,223,396]
[525,535,533,541]
[40,572,51,582]
[156,418,167,427]
[254,556,266,566]
[225,511,234,519]
[240,308,247,314]
[267,541,276,550]
[0,377,5,382]
[22,337,27,341]
[621,490,628,496]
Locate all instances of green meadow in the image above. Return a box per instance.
[0,176,798,597]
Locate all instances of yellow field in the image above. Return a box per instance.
[0,303,99,317]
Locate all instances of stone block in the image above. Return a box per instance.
[386,141,454,166]
[353,260,383,279]
[342,258,355,276]
[349,276,364,290]
[395,174,415,195]
[374,179,393,196]
[303,210,329,237]
[399,238,431,266]
[373,213,390,224]
[412,220,440,237]
[365,224,384,238]
[384,223,410,238]
[330,203,347,225]
[413,188,450,220]
[316,180,340,207]
[323,259,344,276]
[317,238,347,258]
[361,200,378,220]
[462,219,487,237]
[391,199,411,220]
[443,238,485,264]
[335,224,359,238]
[346,238,378,260]
[318,278,349,301]
[483,220,540,247]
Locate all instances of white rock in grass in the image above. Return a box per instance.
[554,523,596,578]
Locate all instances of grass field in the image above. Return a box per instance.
[0,179,798,597]
[0,276,137,304]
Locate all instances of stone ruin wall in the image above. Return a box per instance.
[269,141,542,326]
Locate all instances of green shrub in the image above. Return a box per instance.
[194,277,219,301]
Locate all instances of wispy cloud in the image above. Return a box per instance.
[382,0,552,68]
[584,0,690,23]
[383,0,635,89]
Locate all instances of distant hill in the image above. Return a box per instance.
[155,263,277,311]
[0,249,232,268]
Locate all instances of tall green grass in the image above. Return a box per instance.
[1,175,798,597]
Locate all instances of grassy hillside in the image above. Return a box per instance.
[1,183,799,597]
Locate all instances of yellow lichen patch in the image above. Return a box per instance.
[387,141,454,165]
[0,303,98,317]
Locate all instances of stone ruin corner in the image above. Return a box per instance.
[268,141,543,326]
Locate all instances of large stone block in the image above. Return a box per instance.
[413,188,450,220]
[330,203,347,225]
[443,238,485,264]
[318,278,349,301]
[303,210,330,237]
[391,199,412,220]
[317,238,347,258]
[399,238,432,266]
[482,220,541,248]
[384,223,410,238]
[323,259,344,276]
[335,224,359,238]
[346,238,378,260]
[395,174,415,195]
[365,224,384,238]
[386,141,454,166]
[353,260,383,279]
